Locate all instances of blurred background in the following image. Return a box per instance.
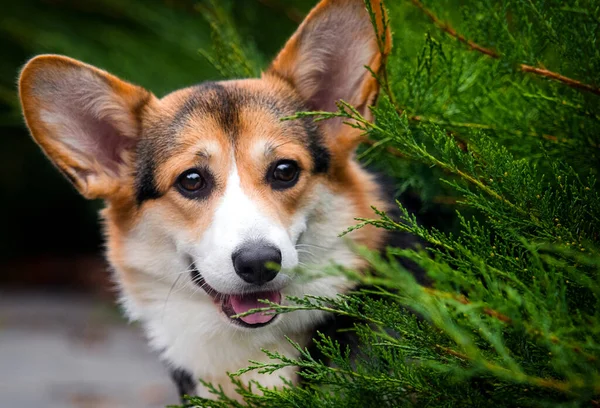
[0,1,315,406]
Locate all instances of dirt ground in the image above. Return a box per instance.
[0,291,179,408]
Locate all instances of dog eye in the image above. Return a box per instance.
[176,169,209,198]
[268,160,300,190]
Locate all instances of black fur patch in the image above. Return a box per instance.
[135,156,161,204]
[212,85,238,136]
[372,171,430,285]
[301,117,330,174]
[134,122,175,204]
[171,82,240,137]
[170,367,196,402]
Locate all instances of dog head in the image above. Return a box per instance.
[19,0,391,370]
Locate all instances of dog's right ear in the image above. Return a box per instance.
[19,55,156,199]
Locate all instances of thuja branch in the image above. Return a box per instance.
[412,116,572,146]
[286,107,542,226]
[408,0,600,96]
[408,0,498,58]
[378,326,593,395]
[519,65,600,96]
[425,287,598,363]
[242,292,599,396]
[360,135,406,158]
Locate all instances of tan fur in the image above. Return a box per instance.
[19,0,393,401]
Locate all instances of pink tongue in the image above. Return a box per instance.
[229,291,281,325]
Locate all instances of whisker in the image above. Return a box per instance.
[151,268,195,284]
[295,243,335,250]
[161,273,184,322]
[296,249,320,262]
[149,259,197,285]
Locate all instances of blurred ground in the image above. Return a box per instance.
[0,291,179,408]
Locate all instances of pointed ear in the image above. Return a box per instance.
[267,0,391,152]
[19,55,156,199]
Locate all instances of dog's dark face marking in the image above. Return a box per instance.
[171,82,239,136]
[134,78,330,205]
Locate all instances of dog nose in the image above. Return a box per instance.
[232,243,282,285]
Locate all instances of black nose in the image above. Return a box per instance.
[232,243,282,285]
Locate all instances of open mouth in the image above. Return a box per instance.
[190,265,281,328]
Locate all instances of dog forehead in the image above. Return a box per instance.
[147,79,312,158]
[168,79,302,134]
[134,78,330,204]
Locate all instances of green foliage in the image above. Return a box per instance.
[198,0,263,78]
[181,0,600,407]
[2,0,598,406]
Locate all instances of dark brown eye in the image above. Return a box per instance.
[176,169,211,199]
[268,160,300,190]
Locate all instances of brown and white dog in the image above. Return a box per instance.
[19,0,394,400]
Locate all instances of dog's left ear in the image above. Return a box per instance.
[267,0,391,155]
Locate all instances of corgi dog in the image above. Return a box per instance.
[19,0,394,401]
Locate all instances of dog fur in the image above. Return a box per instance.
[19,0,393,400]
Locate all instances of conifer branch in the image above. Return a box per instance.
[360,135,406,158]
[435,347,600,395]
[482,359,597,395]
[408,0,498,58]
[426,287,598,363]
[411,116,569,146]
[408,0,600,96]
[404,140,540,224]
[521,65,600,97]
[293,107,542,225]
[236,290,600,397]
[424,288,512,324]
